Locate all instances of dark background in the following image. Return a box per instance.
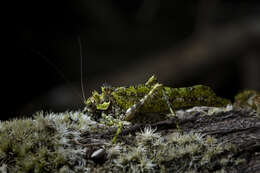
[4,0,260,120]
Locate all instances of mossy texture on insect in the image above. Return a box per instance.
[85,75,231,123]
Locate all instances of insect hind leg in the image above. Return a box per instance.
[124,83,163,121]
[162,88,176,116]
[162,88,183,132]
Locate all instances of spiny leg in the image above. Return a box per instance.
[112,84,162,143]
[113,83,182,143]
[124,83,163,121]
[112,83,163,143]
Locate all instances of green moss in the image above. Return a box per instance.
[0,116,68,172]
[234,90,260,113]
[108,130,241,172]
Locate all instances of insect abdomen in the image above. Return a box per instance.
[112,85,230,113]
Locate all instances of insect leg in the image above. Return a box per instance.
[162,88,176,116]
[162,88,182,132]
[124,83,163,121]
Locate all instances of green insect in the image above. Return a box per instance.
[85,75,231,123]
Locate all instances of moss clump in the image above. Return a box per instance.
[234,90,260,113]
[0,115,67,172]
[104,129,241,173]
[0,112,92,172]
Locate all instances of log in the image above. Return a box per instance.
[1,106,259,172]
[79,106,260,172]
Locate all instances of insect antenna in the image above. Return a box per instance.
[78,36,87,102]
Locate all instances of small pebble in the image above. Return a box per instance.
[91,148,106,160]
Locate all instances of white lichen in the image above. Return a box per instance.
[136,126,160,144]
[0,106,245,172]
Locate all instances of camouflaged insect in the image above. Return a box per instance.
[85,75,231,123]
